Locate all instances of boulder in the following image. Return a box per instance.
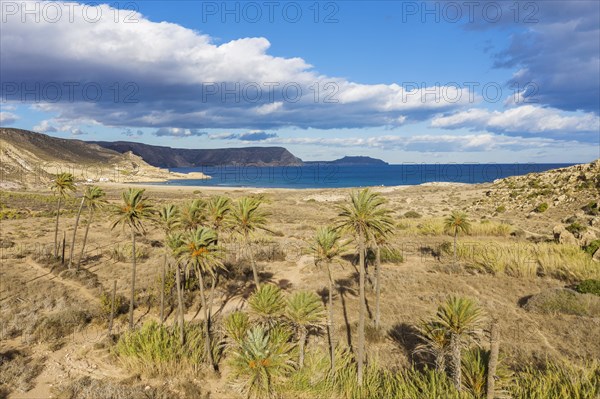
[594,247,600,262]
[552,225,578,245]
[580,230,598,247]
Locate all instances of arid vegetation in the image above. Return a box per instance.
[1,162,600,398]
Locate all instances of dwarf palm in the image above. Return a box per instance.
[311,226,345,372]
[178,199,204,231]
[229,196,270,288]
[336,188,393,385]
[285,291,325,368]
[444,211,471,265]
[111,188,153,329]
[76,186,107,270]
[157,204,180,324]
[51,173,76,258]
[415,320,451,372]
[248,283,285,329]
[177,226,224,370]
[230,326,295,399]
[435,296,484,390]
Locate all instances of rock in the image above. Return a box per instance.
[593,248,600,262]
[580,230,598,247]
[552,225,578,245]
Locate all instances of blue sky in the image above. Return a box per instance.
[1,0,599,163]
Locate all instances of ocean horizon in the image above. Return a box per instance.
[154,163,576,189]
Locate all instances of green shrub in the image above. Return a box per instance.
[99,291,128,320]
[575,279,600,296]
[380,247,404,264]
[404,210,422,219]
[534,202,549,213]
[114,321,221,376]
[566,222,587,237]
[584,240,600,257]
[495,205,506,213]
[583,201,599,215]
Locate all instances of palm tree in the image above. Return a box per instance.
[51,173,76,258]
[229,326,295,399]
[177,226,224,370]
[76,186,107,270]
[435,296,484,391]
[229,196,270,288]
[111,188,153,329]
[157,204,180,324]
[248,284,285,329]
[415,320,451,372]
[179,199,204,231]
[335,188,393,385]
[204,195,231,323]
[285,291,325,368]
[311,226,345,373]
[167,231,186,344]
[444,211,471,265]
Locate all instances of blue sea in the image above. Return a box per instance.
[154,163,575,189]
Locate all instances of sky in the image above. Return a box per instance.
[1,0,599,163]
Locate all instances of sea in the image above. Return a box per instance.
[153,163,575,189]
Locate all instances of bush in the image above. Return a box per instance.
[584,240,600,257]
[583,201,599,215]
[380,247,404,264]
[495,205,506,213]
[33,308,93,347]
[114,321,221,376]
[404,211,421,218]
[522,288,600,317]
[53,376,196,399]
[109,243,149,263]
[575,279,600,296]
[534,202,549,213]
[0,350,45,393]
[99,291,128,320]
[566,222,587,237]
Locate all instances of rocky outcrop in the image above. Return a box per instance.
[553,225,579,245]
[91,141,304,167]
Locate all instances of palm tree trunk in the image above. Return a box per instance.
[68,197,85,268]
[108,279,116,335]
[357,232,366,386]
[327,263,336,375]
[54,197,62,258]
[451,333,462,391]
[160,251,167,324]
[198,271,216,370]
[487,322,500,399]
[299,327,307,369]
[77,207,94,270]
[175,262,185,345]
[129,229,137,330]
[453,231,458,265]
[207,274,218,327]
[435,353,445,373]
[375,245,381,330]
[247,234,260,288]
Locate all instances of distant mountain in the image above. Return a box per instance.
[91,141,304,167]
[310,156,389,165]
[0,128,205,187]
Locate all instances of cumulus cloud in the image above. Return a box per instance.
[431,105,600,139]
[0,111,19,125]
[153,128,207,137]
[460,1,600,114]
[262,133,579,152]
[0,1,471,130]
[32,119,57,133]
[209,130,278,141]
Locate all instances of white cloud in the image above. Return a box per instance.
[153,128,207,137]
[33,119,57,133]
[431,105,600,139]
[0,1,470,130]
[0,112,19,124]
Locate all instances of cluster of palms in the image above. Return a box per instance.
[51,172,107,269]
[225,285,325,398]
[51,173,481,392]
